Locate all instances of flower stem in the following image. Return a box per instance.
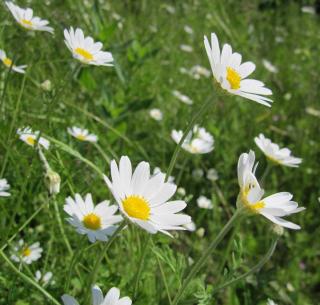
[165,97,213,181]
[172,208,243,305]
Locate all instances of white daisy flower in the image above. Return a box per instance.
[62,285,132,305]
[262,59,278,74]
[0,49,27,74]
[35,270,53,286]
[64,193,123,243]
[0,178,11,197]
[197,195,213,209]
[172,90,193,105]
[171,125,214,154]
[67,126,98,142]
[153,167,174,183]
[103,156,192,236]
[17,127,50,150]
[149,108,163,121]
[207,168,219,181]
[64,27,113,66]
[204,33,273,107]
[11,239,43,264]
[180,44,193,53]
[254,133,302,167]
[5,2,54,33]
[237,151,305,230]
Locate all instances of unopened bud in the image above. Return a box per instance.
[272,224,284,236]
[196,227,205,238]
[45,169,61,195]
[40,80,52,92]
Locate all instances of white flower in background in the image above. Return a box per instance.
[11,239,43,264]
[67,126,98,142]
[177,187,186,196]
[172,90,193,105]
[104,156,191,236]
[149,108,163,121]
[184,221,196,232]
[0,49,27,74]
[45,169,61,195]
[262,59,278,74]
[153,167,174,183]
[196,227,205,238]
[190,65,211,79]
[62,285,132,305]
[0,179,10,197]
[204,33,273,106]
[192,168,204,179]
[301,6,315,14]
[197,195,213,209]
[207,168,219,181]
[171,125,214,154]
[163,4,176,14]
[64,193,122,243]
[17,127,50,150]
[40,80,52,91]
[254,134,302,167]
[180,44,193,53]
[5,2,54,33]
[64,27,113,66]
[237,151,305,229]
[35,270,53,286]
[267,299,277,305]
[184,25,193,35]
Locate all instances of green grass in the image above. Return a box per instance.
[0,0,319,304]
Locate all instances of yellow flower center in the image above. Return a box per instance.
[21,19,33,26]
[75,134,87,141]
[75,48,94,61]
[3,58,12,67]
[26,136,35,146]
[22,247,31,257]
[240,186,265,213]
[83,213,102,230]
[226,67,241,90]
[122,195,150,220]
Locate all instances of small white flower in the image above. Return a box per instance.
[254,133,302,167]
[64,27,113,66]
[0,179,11,197]
[171,125,214,154]
[5,2,54,33]
[67,126,98,142]
[207,168,219,181]
[237,151,305,229]
[64,193,123,243]
[17,127,50,150]
[267,299,277,305]
[197,195,213,209]
[184,25,193,35]
[40,80,52,91]
[35,270,53,286]
[45,169,61,195]
[11,239,43,264]
[301,6,315,14]
[204,33,273,106]
[153,167,174,183]
[180,44,193,53]
[163,4,175,14]
[0,49,27,74]
[262,59,278,74]
[62,285,132,305]
[192,168,204,179]
[177,187,186,196]
[104,156,192,236]
[190,65,211,79]
[172,90,193,105]
[149,108,163,121]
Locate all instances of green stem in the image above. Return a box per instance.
[260,163,272,186]
[0,250,60,305]
[172,208,243,305]
[93,142,111,163]
[156,253,172,304]
[165,97,212,181]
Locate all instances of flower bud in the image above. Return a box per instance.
[40,80,52,92]
[272,224,284,236]
[45,169,61,195]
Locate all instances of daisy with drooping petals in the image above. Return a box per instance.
[0,179,10,197]
[5,2,54,33]
[104,156,192,236]
[237,151,305,229]
[64,193,122,243]
[64,27,113,66]
[204,33,273,106]
[0,49,27,74]
[11,239,43,264]
[171,125,214,154]
[254,134,302,167]
[67,126,98,142]
[17,127,50,150]
[62,285,132,305]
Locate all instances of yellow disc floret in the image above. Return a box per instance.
[83,213,102,230]
[75,48,94,61]
[3,58,13,67]
[75,134,87,141]
[122,195,150,220]
[240,185,265,213]
[22,247,31,257]
[21,19,33,26]
[26,136,36,146]
[226,67,241,90]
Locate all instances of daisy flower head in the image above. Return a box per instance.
[0,49,27,74]
[17,127,50,150]
[35,270,53,286]
[172,90,193,105]
[64,193,122,243]
[5,2,54,33]
[171,125,214,154]
[67,126,98,142]
[64,27,114,66]
[149,108,163,121]
[103,156,192,236]
[237,151,305,230]
[255,134,302,167]
[204,33,273,106]
[62,285,132,305]
[0,178,11,197]
[11,239,43,264]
